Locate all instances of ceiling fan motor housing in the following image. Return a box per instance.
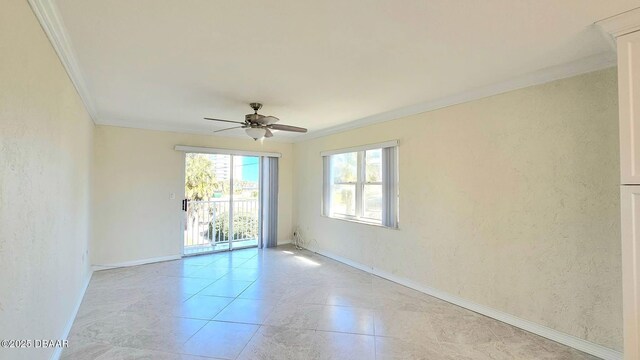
[245,113,262,123]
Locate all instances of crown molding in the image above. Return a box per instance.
[27,0,619,143]
[596,7,640,38]
[95,118,296,143]
[28,0,98,122]
[292,52,617,143]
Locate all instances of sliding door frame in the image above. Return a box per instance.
[177,145,281,255]
[228,155,234,252]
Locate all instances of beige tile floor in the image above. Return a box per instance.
[62,245,597,360]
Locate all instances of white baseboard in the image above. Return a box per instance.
[50,270,93,360]
[311,248,622,360]
[278,238,292,245]
[91,254,182,271]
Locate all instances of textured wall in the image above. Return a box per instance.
[0,1,94,359]
[293,68,622,350]
[92,126,294,266]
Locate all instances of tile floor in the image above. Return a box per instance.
[62,245,597,359]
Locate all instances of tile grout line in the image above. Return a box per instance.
[210,250,261,360]
[233,324,262,360]
[170,250,263,359]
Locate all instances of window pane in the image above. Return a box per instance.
[363,184,382,220]
[331,152,357,183]
[331,184,356,216]
[365,149,381,183]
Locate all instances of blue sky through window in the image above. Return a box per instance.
[239,156,259,182]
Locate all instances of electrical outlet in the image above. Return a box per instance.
[170,193,176,200]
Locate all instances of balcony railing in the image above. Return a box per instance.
[184,199,259,253]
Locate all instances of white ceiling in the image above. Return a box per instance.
[52,0,638,141]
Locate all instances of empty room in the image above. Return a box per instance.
[3,0,640,359]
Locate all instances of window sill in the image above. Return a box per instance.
[321,214,399,230]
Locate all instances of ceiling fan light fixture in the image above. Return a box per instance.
[245,126,266,140]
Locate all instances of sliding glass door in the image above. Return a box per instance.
[229,155,260,250]
[183,153,260,255]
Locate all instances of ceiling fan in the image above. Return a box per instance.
[205,103,307,140]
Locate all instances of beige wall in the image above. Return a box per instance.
[93,126,294,265]
[0,1,95,359]
[293,68,622,350]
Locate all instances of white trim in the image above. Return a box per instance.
[27,0,98,122]
[293,52,617,142]
[174,145,282,158]
[311,248,622,360]
[320,140,398,157]
[320,214,398,229]
[50,271,93,360]
[28,0,618,145]
[96,120,296,144]
[596,7,640,38]
[91,254,182,271]
[621,186,640,359]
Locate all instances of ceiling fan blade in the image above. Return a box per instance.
[204,117,246,125]
[264,128,274,138]
[259,116,280,125]
[269,124,307,133]
[214,126,243,133]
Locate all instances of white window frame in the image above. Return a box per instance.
[359,150,384,222]
[322,141,398,228]
[330,152,358,219]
